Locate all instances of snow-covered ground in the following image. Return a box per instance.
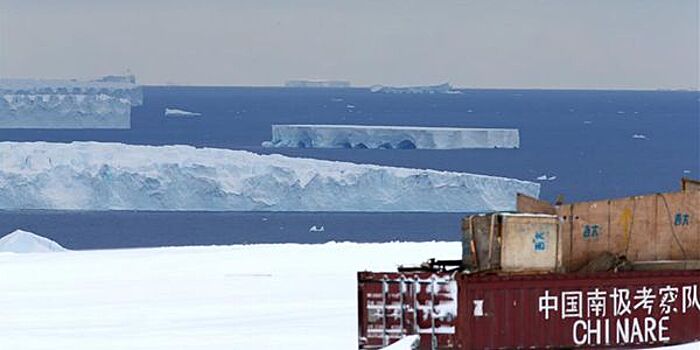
[264,124,520,149]
[0,141,538,211]
[0,230,697,350]
[0,235,460,350]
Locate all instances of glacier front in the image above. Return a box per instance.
[264,124,520,149]
[0,142,538,212]
[0,75,142,129]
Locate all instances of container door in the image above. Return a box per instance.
[358,272,456,349]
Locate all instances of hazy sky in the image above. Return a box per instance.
[0,0,698,89]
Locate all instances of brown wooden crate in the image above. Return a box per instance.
[557,190,700,271]
[516,193,556,214]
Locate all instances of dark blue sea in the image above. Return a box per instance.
[1,87,698,249]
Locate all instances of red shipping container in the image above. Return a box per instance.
[359,270,700,349]
[358,271,457,349]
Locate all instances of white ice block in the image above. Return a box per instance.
[265,124,520,149]
[0,75,142,129]
[0,141,538,212]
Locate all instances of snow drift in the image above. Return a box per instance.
[0,229,67,253]
[0,142,539,212]
[0,75,142,129]
[382,335,420,350]
[264,124,520,149]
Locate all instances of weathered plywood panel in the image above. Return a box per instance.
[462,214,500,271]
[656,191,700,260]
[557,190,700,271]
[516,193,556,214]
[624,195,657,261]
[564,200,612,271]
[500,215,558,272]
[682,177,700,191]
[608,197,635,259]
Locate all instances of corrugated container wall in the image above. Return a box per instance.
[359,270,700,349]
[456,270,700,349]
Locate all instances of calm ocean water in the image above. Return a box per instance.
[0,87,698,249]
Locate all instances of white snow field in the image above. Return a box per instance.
[264,124,520,150]
[0,236,460,350]
[0,229,67,253]
[0,141,539,211]
[0,75,142,129]
[164,108,202,117]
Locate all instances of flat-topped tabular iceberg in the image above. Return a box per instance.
[285,80,350,88]
[0,142,538,212]
[369,83,460,94]
[0,75,142,129]
[264,124,519,149]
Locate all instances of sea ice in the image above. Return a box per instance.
[264,124,520,150]
[164,108,202,117]
[0,141,539,212]
[0,240,460,350]
[0,238,695,349]
[536,174,557,181]
[309,225,325,232]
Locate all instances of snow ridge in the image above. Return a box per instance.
[0,229,67,253]
[0,142,539,212]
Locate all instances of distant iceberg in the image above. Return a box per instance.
[369,83,459,94]
[164,108,201,117]
[0,142,539,212]
[285,80,350,88]
[309,225,325,232]
[0,75,142,129]
[536,174,557,181]
[632,134,648,140]
[0,229,67,253]
[264,124,519,150]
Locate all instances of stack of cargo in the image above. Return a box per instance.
[358,178,700,349]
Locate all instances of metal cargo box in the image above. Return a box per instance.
[456,269,700,349]
[462,213,560,273]
[357,271,457,350]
